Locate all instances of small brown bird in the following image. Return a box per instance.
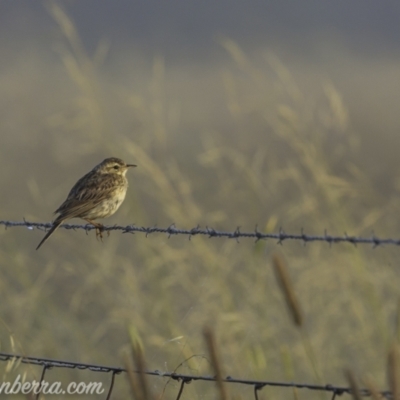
[36,157,137,250]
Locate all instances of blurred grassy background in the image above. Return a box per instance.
[1,2,400,399]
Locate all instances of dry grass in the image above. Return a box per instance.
[0,3,399,399]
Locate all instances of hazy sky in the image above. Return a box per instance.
[2,1,400,62]
[2,1,400,181]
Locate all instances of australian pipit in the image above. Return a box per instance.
[36,157,136,250]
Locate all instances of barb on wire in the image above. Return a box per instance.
[1,220,400,247]
[0,352,391,399]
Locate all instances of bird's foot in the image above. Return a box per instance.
[85,220,105,241]
[95,227,104,241]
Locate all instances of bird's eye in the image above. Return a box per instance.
[113,165,120,170]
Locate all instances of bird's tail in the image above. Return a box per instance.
[36,220,63,250]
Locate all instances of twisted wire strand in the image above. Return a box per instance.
[0,352,391,398]
[1,220,398,247]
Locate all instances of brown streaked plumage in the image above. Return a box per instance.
[36,157,137,250]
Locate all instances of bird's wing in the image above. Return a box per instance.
[54,172,120,220]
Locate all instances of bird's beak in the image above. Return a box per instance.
[126,164,137,168]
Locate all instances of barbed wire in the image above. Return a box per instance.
[1,220,399,247]
[0,352,391,400]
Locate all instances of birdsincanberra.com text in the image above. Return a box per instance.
[0,375,105,395]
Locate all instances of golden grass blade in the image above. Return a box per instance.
[344,369,362,400]
[388,343,400,400]
[203,326,229,400]
[135,345,150,400]
[272,253,303,327]
[272,254,324,382]
[123,343,152,400]
[363,375,385,400]
[123,352,145,400]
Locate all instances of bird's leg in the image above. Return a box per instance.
[84,219,105,240]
